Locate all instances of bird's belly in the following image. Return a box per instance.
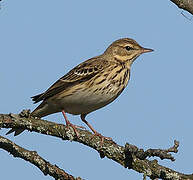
[55,84,123,115]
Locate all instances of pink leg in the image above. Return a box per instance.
[81,114,112,145]
[62,110,85,137]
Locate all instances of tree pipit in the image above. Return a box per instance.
[7,38,153,143]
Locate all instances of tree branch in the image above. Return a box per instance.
[170,0,193,15]
[0,112,193,179]
[0,135,82,180]
[124,140,179,162]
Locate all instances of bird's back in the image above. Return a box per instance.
[31,55,131,117]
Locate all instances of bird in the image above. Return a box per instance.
[7,38,153,143]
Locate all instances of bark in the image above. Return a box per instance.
[170,0,193,15]
[0,112,193,180]
[0,135,82,180]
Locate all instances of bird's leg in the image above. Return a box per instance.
[62,110,85,137]
[81,114,112,145]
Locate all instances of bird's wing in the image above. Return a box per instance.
[31,56,109,103]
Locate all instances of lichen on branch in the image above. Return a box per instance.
[0,111,193,180]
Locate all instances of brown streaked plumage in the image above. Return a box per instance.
[7,38,153,142]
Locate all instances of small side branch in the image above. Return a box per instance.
[125,140,179,161]
[0,135,82,180]
[170,0,193,15]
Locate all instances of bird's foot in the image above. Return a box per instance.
[62,110,85,137]
[66,121,85,137]
[90,131,112,146]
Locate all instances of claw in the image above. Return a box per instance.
[66,122,80,137]
[66,121,86,137]
[62,110,85,138]
[80,114,112,146]
[90,132,112,146]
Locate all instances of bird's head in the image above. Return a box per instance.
[104,38,153,65]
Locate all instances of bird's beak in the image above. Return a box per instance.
[141,47,154,54]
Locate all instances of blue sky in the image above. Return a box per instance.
[0,0,193,179]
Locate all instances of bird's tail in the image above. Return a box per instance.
[6,94,45,136]
[31,93,43,103]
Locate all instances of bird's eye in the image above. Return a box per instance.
[125,46,133,51]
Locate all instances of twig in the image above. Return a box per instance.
[125,140,179,161]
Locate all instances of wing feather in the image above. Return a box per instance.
[31,56,109,103]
